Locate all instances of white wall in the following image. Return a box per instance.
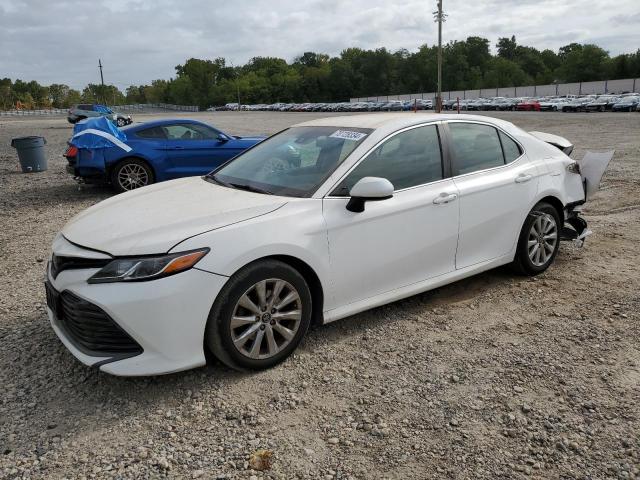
[350,77,640,102]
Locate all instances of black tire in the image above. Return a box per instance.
[116,117,126,127]
[205,260,312,371]
[511,202,561,276]
[110,158,154,193]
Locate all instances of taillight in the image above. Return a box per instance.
[64,145,78,158]
[566,162,581,174]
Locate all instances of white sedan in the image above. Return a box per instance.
[45,114,609,376]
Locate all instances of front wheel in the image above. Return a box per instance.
[511,202,561,275]
[116,117,126,127]
[110,158,154,193]
[205,260,312,371]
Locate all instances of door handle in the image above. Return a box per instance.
[433,193,458,205]
[515,173,533,183]
[172,146,185,150]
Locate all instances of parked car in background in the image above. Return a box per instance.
[584,96,619,112]
[46,113,611,376]
[494,98,520,110]
[561,98,592,112]
[611,96,640,112]
[64,118,264,192]
[516,99,541,111]
[67,104,132,127]
[539,98,569,111]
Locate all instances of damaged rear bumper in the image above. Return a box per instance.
[561,205,591,247]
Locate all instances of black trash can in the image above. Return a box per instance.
[11,136,48,173]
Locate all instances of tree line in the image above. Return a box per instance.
[2,36,639,110]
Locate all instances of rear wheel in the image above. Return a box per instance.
[116,117,126,127]
[205,260,312,371]
[110,158,154,193]
[511,202,561,275]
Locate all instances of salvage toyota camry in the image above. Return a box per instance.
[45,113,611,376]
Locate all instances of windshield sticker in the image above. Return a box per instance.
[330,130,368,141]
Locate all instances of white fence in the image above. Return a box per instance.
[0,108,67,116]
[0,103,199,116]
[115,103,199,112]
[350,77,640,102]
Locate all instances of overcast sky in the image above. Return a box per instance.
[1,0,638,90]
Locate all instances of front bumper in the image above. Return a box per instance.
[46,264,228,376]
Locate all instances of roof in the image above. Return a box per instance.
[124,118,208,131]
[293,113,513,131]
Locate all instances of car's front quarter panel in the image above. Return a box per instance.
[172,199,334,309]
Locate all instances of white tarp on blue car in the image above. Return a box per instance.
[70,117,131,152]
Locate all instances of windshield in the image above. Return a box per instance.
[208,126,372,197]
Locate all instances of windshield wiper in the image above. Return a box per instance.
[205,175,231,187]
[205,174,273,195]
[227,182,273,195]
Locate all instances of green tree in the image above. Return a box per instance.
[497,36,517,61]
[557,44,611,82]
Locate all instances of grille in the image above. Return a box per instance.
[50,255,111,279]
[46,282,142,357]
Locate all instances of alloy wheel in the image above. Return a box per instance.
[117,164,149,190]
[230,278,302,360]
[527,213,558,267]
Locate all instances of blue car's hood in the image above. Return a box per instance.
[232,136,266,146]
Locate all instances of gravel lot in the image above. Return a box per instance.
[1,111,639,479]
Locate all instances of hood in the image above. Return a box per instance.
[62,177,287,256]
[233,135,265,141]
[232,136,266,148]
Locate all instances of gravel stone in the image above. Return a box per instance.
[0,111,639,479]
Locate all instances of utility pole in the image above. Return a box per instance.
[433,1,446,113]
[98,59,105,104]
[230,61,241,111]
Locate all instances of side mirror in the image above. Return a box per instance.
[217,133,229,142]
[346,177,394,213]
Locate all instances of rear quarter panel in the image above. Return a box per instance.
[521,136,585,207]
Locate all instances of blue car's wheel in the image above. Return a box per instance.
[111,159,154,193]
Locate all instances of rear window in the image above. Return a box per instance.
[78,104,93,111]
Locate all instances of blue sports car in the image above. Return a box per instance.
[64,118,265,192]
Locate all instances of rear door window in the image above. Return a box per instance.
[449,123,505,175]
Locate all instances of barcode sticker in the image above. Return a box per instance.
[329,130,367,141]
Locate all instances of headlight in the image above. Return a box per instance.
[88,248,209,284]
